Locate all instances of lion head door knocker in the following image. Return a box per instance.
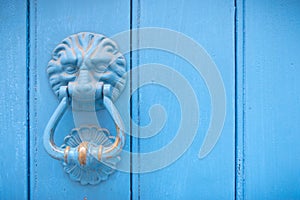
[44,32,126,185]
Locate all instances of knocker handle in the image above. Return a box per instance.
[43,95,125,162]
[43,96,68,160]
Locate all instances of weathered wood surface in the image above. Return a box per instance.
[0,1,28,199]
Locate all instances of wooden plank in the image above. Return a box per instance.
[29,0,131,198]
[131,0,235,198]
[243,0,300,199]
[0,0,28,199]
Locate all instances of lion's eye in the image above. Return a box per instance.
[104,45,114,53]
[64,65,78,74]
[94,65,107,73]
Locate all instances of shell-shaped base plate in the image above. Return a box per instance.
[61,125,120,185]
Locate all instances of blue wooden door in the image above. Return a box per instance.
[0,0,299,199]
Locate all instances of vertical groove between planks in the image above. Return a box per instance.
[234,0,237,197]
[136,1,141,199]
[130,0,133,199]
[235,0,245,199]
[26,0,31,199]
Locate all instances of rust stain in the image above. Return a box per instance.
[115,124,120,133]
[97,145,103,161]
[104,136,120,154]
[64,146,70,164]
[78,142,88,166]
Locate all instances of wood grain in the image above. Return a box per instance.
[1,0,299,198]
[0,0,28,199]
[243,0,300,199]
[131,0,235,199]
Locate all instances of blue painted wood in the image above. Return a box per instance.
[242,0,300,199]
[131,0,235,199]
[0,0,28,198]
[28,0,131,198]
[1,0,299,198]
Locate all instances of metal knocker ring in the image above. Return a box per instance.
[43,32,127,185]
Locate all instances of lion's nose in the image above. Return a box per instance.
[80,64,88,70]
[77,69,92,85]
[74,69,95,98]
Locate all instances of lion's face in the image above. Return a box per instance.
[47,32,126,102]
